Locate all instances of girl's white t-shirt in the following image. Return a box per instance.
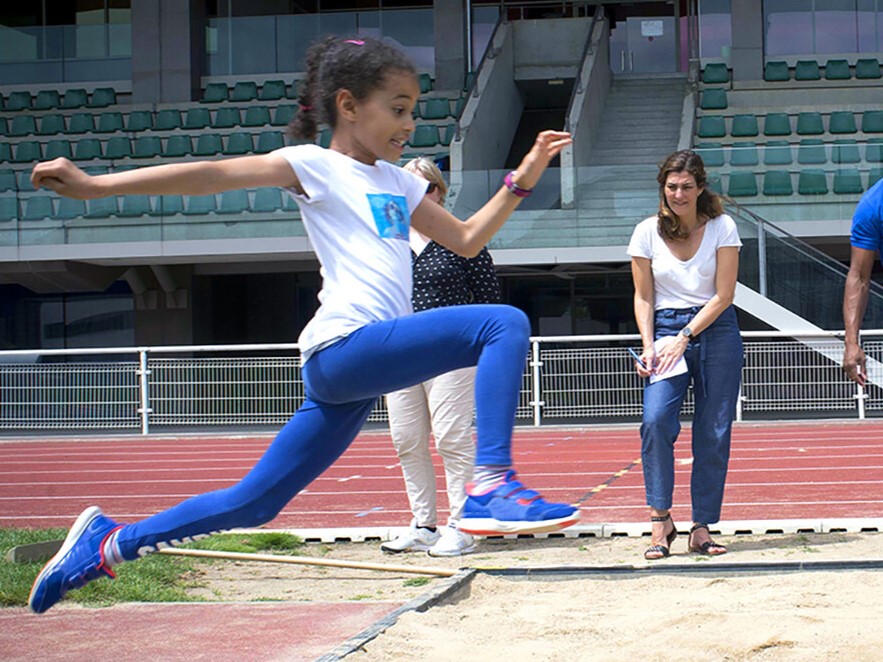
[626,213,742,310]
[276,145,429,359]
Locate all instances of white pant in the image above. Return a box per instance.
[385,366,477,527]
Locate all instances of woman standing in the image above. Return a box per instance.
[382,157,501,557]
[627,150,743,560]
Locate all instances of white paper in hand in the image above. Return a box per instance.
[649,336,688,384]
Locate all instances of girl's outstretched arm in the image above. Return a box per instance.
[410,129,571,257]
[31,154,301,200]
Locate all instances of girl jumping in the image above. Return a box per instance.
[29,35,577,614]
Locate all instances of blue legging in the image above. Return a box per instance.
[117,304,528,559]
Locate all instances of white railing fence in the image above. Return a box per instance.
[1,331,880,434]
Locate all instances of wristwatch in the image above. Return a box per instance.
[680,326,694,339]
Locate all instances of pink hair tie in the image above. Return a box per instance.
[300,104,313,111]
[344,39,365,45]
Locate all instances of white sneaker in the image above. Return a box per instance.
[380,525,441,554]
[427,526,476,557]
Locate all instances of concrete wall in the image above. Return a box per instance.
[730,0,764,82]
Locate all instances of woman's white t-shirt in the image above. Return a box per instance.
[276,145,429,359]
[626,213,742,310]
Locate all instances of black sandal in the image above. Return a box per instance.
[688,523,727,556]
[644,513,678,560]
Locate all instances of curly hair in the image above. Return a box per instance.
[656,150,724,241]
[289,35,417,142]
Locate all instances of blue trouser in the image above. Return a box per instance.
[640,305,742,524]
[117,304,528,559]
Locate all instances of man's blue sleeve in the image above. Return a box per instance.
[850,186,883,252]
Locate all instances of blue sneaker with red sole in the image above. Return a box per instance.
[458,470,579,535]
[29,506,124,614]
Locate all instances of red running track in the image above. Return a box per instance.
[2,421,883,530]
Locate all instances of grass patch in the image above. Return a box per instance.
[403,576,431,588]
[0,528,303,609]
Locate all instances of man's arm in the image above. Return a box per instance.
[843,245,877,386]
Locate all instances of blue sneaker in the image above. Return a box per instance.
[29,506,123,614]
[458,470,579,535]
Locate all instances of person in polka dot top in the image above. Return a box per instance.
[382,157,501,557]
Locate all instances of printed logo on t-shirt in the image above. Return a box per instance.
[367,193,409,240]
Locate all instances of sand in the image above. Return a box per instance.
[189,529,883,660]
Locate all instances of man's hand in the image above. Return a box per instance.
[843,341,867,386]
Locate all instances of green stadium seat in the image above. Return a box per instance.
[411,125,439,148]
[242,106,271,128]
[794,60,821,80]
[283,191,298,211]
[230,81,258,102]
[0,197,18,222]
[764,61,789,81]
[697,116,726,138]
[45,139,73,160]
[104,136,133,159]
[829,111,856,134]
[17,171,35,191]
[133,136,163,158]
[833,168,864,194]
[824,59,851,80]
[855,58,881,79]
[271,105,297,127]
[9,115,37,137]
[730,114,758,137]
[796,112,823,135]
[202,83,228,103]
[13,141,42,163]
[702,63,729,84]
[96,112,125,133]
[0,117,6,135]
[259,80,287,101]
[61,88,89,109]
[23,196,53,220]
[83,165,109,176]
[797,139,826,164]
[418,73,433,93]
[193,133,223,156]
[163,135,192,158]
[155,109,182,131]
[68,112,95,134]
[464,71,476,90]
[727,172,757,196]
[252,187,282,213]
[86,197,119,218]
[34,90,61,110]
[38,114,66,136]
[218,189,249,214]
[441,123,456,146]
[862,111,883,133]
[88,87,117,108]
[764,141,793,165]
[869,168,883,187]
[73,138,103,161]
[184,107,212,130]
[126,110,154,132]
[0,169,16,192]
[287,80,300,99]
[831,139,860,164]
[763,113,791,136]
[867,138,883,163]
[453,96,466,118]
[184,194,217,215]
[762,170,793,196]
[119,195,153,217]
[798,168,828,194]
[212,107,240,129]
[0,143,12,162]
[256,131,284,153]
[6,91,32,110]
[730,143,758,166]
[694,143,724,168]
[422,98,451,120]
[700,88,727,110]
[224,132,254,155]
[57,197,86,219]
[158,195,184,215]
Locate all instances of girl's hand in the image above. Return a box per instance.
[511,130,572,189]
[31,158,103,200]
